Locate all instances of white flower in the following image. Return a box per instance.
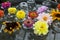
[37,12,52,25]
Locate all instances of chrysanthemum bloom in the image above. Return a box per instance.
[33,21,48,35]
[0,10,4,18]
[28,11,38,19]
[51,9,60,20]
[1,1,11,9]
[8,7,17,14]
[16,10,26,19]
[57,4,60,10]
[37,6,48,13]
[37,12,52,25]
[23,19,34,28]
[3,22,21,34]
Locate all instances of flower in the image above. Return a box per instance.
[16,10,26,19]
[8,7,17,14]
[51,9,60,20]
[1,1,11,9]
[33,21,49,35]
[37,12,52,25]
[23,19,34,28]
[28,11,38,19]
[3,22,21,34]
[37,6,48,13]
[57,4,60,10]
[0,10,4,18]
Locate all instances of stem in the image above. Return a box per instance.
[54,33,56,40]
[23,31,26,40]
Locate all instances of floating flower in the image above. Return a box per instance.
[33,21,49,35]
[51,9,60,20]
[37,12,52,25]
[16,10,26,19]
[28,11,38,19]
[0,10,4,18]
[57,4,60,10]
[37,6,48,13]
[23,19,34,28]
[1,1,11,9]
[8,7,17,14]
[3,21,21,34]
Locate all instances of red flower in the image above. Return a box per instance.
[28,11,38,19]
[57,4,60,10]
[0,10,4,18]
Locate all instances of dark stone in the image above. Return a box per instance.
[42,1,58,8]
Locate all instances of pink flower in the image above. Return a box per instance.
[1,1,11,9]
[23,19,34,29]
[37,12,52,25]
[37,6,48,13]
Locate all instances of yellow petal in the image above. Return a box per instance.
[4,29,8,33]
[8,7,16,14]
[16,27,20,30]
[8,31,12,34]
[16,10,26,19]
[33,21,49,35]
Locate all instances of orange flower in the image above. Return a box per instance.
[28,11,38,19]
[51,9,60,20]
[0,10,4,18]
[57,4,60,10]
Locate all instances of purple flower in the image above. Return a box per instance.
[37,6,48,13]
[1,1,11,9]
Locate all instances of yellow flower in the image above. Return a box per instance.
[3,22,21,34]
[8,7,17,14]
[16,10,26,19]
[51,9,60,20]
[33,21,48,35]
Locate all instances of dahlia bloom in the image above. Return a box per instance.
[0,10,4,18]
[3,21,21,34]
[16,10,26,19]
[51,9,60,20]
[1,1,11,9]
[8,7,17,14]
[33,21,49,35]
[23,19,34,28]
[57,4,60,10]
[37,12,52,25]
[28,11,38,19]
[37,6,48,13]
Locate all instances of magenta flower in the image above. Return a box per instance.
[1,1,11,9]
[37,6,48,13]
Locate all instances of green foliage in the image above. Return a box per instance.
[3,0,7,2]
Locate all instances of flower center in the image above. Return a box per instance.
[43,16,48,21]
[6,22,18,31]
[40,26,43,28]
[27,21,30,24]
[31,13,35,16]
[55,14,60,17]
